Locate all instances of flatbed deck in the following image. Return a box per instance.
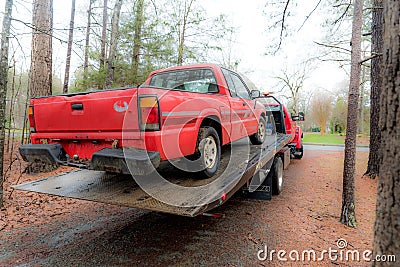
[13,134,292,217]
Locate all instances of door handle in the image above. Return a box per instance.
[71,103,84,110]
[242,102,247,106]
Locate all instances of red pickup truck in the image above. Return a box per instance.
[20,64,267,177]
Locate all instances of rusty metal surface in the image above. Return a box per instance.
[13,135,292,217]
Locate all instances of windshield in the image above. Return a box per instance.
[147,68,218,93]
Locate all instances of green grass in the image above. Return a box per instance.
[302,133,345,145]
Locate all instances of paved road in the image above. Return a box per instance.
[304,144,369,152]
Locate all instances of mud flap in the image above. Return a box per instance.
[281,146,291,169]
[241,159,273,200]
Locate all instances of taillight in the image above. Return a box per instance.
[28,105,36,132]
[139,96,160,131]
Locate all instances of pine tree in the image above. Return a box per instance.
[0,0,13,208]
[372,1,400,264]
[340,0,364,228]
[63,0,76,93]
[29,0,53,97]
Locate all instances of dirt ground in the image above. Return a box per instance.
[0,146,377,266]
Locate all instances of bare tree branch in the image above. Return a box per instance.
[274,0,290,54]
[314,41,351,53]
[298,0,322,32]
[334,2,351,24]
[359,53,382,64]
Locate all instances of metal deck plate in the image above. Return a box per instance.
[13,169,206,216]
[13,135,292,217]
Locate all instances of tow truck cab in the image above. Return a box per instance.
[257,94,304,159]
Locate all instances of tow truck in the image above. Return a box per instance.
[15,62,305,217]
[257,93,304,159]
[14,93,304,217]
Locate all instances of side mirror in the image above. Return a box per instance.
[251,90,261,99]
[298,112,305,121]
[292,112,305,121]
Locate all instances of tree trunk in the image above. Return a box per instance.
[63,0,76,94]
[100,0,108,69]
[177,0,194,65]
[105,0,123,88]
[29,0,53,98]
[340,0,363,228]
[177,18,186,65]
[83,0,93,88]
[131,0,144,85]
[372,1,400,264]
[365,0,383,179]
[358,61,365,134]
[6,59,16,153]
[0,0,13,208]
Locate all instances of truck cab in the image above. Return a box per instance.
[256,94,304,159]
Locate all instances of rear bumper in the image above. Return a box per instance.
[90,148,160,176]
[19,144,160,175]
[19,144,67,164]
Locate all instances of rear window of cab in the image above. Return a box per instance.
[147,68,219,94]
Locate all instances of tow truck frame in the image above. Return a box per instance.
[13,134,292,217]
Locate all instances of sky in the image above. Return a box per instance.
[0,0,348,101]
[200,0,348,95]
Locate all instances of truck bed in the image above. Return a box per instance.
[13,134,292,217]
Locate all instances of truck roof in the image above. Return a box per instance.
[147,63,224,79]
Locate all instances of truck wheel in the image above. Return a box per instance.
[270,156,283,195]
[196,126,221,178]
[250,116,266,145]
[294,145,304,159]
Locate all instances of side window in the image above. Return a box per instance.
[230,73,250,99]
[221,69,237,97]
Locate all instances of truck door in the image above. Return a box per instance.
[222,69,255,141]
[282,105,295,140]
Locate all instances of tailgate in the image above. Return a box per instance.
[32,88,138,133]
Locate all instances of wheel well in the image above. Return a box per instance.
[200,116,222,143]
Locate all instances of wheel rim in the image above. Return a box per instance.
[203,136,217,169]
[258,120,265,142]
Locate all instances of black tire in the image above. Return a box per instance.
[294,144,304,159]
[270,156,283,195]
[250,116,266,145]
[195,126,221,178]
